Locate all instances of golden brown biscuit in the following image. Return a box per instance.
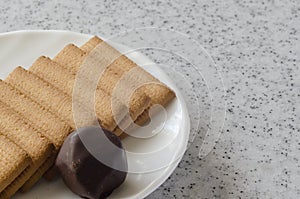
[0,135,30,193]
[0,101,53,198]
[29,56,72,95]
[0,101,53,165]
[20,155,57,192]
[118,66,176,107]
[81,36,175,107]
[53,45,151,130]
[53,44,86,75]
[0,79,72,194]
[0,165,41,198]
[29,56,128,132]
[6,67,97,129]
[80,36,103,53]
[81,36,175,132]
[0,80,71,149]
[95,61,151,120]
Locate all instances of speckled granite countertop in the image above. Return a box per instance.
[1,0,299,198]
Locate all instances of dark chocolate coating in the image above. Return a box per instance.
[56,126,127,199]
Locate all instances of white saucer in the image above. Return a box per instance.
[0,30,190,199]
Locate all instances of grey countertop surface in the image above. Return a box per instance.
[1,0,299,198]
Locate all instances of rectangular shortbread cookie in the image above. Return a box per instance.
[6,67,97,130]
[0,80,71,149]
[0,135,30,193]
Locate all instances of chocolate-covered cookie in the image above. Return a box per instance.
[56,126,127,199]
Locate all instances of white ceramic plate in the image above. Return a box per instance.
[0,30,190,199]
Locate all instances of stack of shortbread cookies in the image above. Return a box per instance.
[0,36,175,198]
